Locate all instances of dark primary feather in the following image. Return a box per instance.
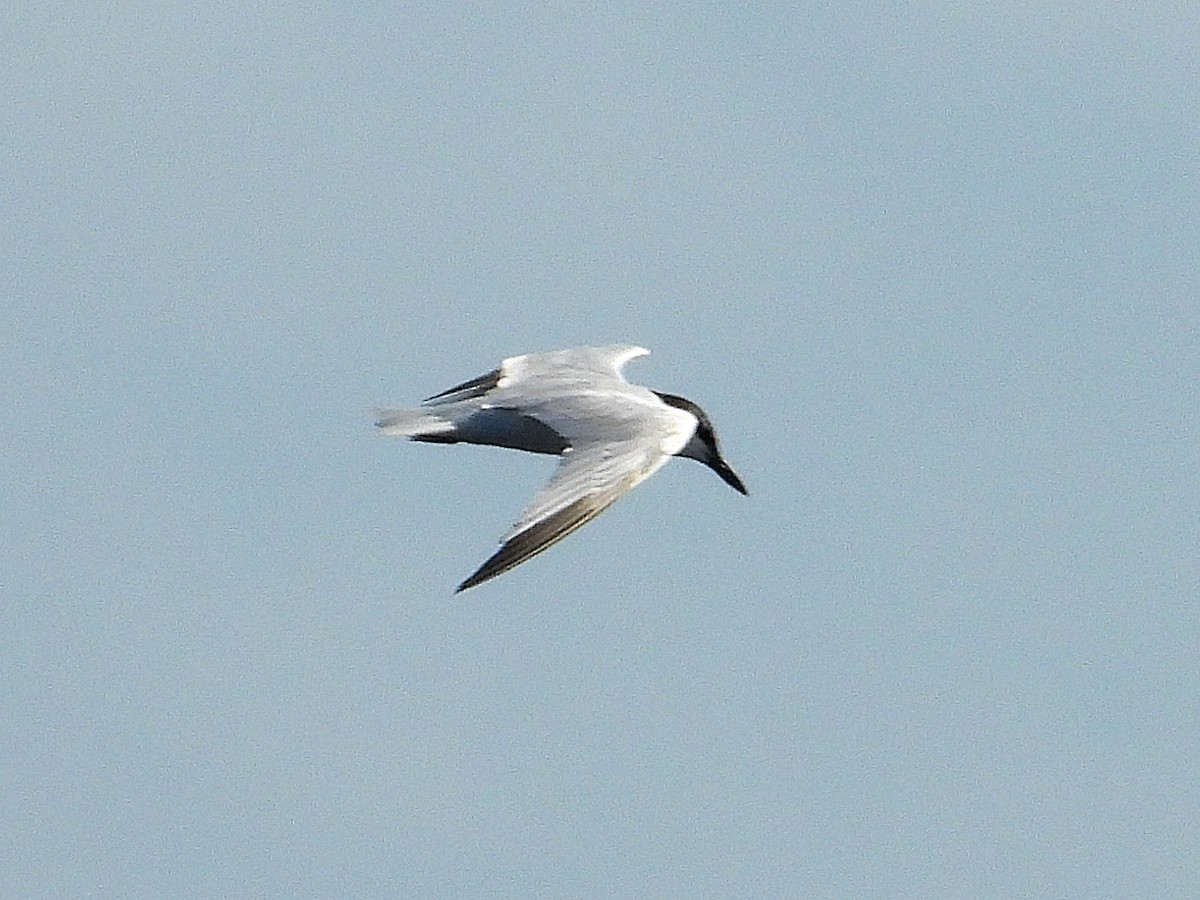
[423,368,501,405]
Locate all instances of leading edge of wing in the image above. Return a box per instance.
[421,345,647,408]
[591,344,650,377]
[499,344,649,387]
[455,471,639,592]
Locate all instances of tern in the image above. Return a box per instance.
[375,344,747,592]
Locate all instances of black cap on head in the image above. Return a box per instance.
[654,391,748,495]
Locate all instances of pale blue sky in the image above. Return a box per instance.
[4,4,1198,897]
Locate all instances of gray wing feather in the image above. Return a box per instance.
[498,345,648,387]
[455,473,639,592]
[504,443,666,539]
[455,441,675,592]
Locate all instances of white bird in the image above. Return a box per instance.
[375,344,747,592]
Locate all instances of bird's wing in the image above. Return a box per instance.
[498,344,649,386]
[456,437,673,592]
[424,345,649,408]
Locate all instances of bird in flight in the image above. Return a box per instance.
[375,344,747,592]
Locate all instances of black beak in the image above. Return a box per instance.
[709,455,748,495]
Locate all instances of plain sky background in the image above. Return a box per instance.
[4,3,1198,897]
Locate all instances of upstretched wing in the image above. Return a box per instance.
[423,345,649,408]
[455,439,673,592]
[495,344,649,389]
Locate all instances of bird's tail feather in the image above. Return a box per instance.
[374,407,456,440]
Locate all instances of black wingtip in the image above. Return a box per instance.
[423,368,502,405]
[454,564,492,593]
